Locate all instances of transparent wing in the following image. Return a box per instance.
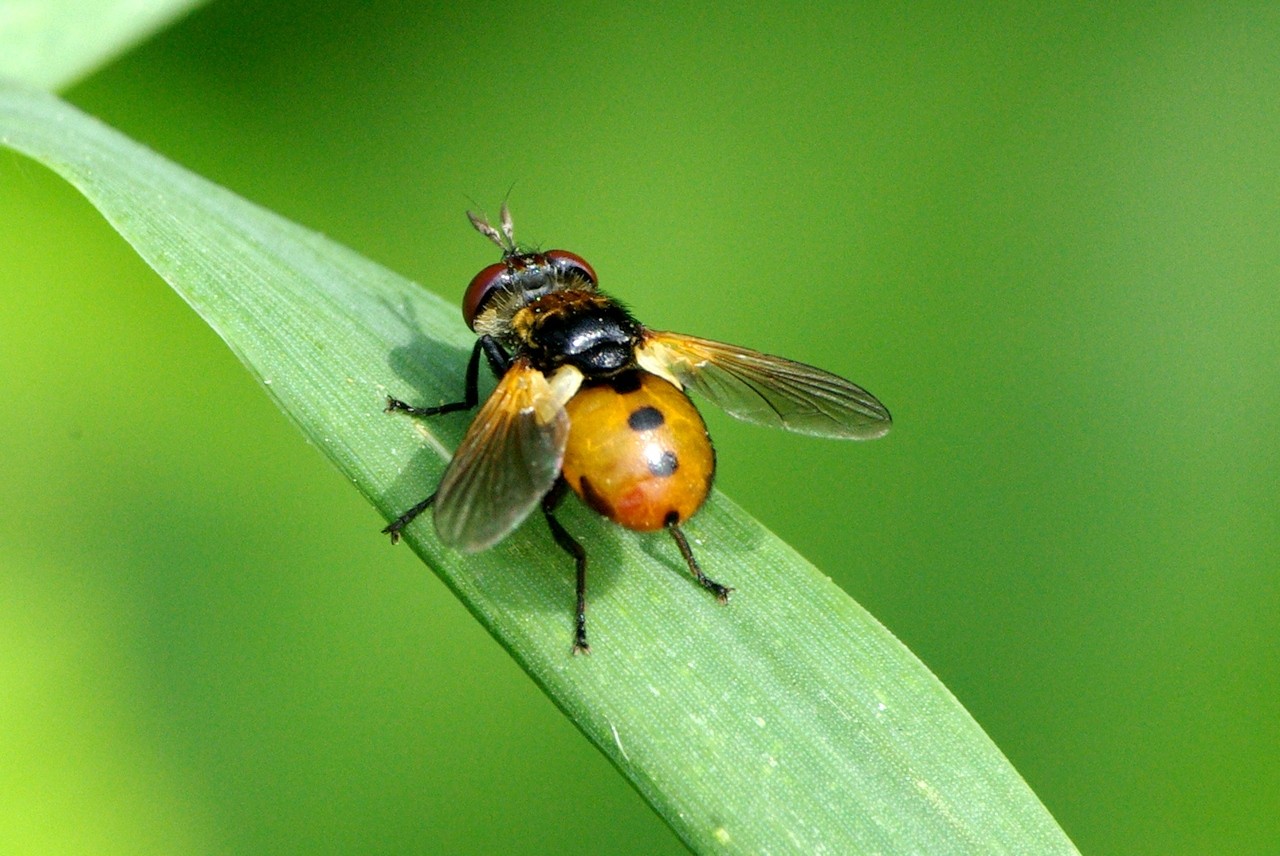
[434,358,570,551]
[638,331,891,440]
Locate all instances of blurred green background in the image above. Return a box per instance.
[2,1,1277,853]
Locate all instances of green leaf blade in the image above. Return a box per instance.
[0,0,209,90]
[0,83,1078,854]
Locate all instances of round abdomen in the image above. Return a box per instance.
[562,371,714,531]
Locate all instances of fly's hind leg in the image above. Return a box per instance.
[542,481,590,654]
[667,522,733,603]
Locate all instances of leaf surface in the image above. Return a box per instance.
[0,84,1078,854]
[0,0,207,90]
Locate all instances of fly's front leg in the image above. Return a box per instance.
[385,336,510,418]
[383,336,511,541]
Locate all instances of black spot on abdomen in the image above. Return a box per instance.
[647,449,679,477]
[628,406,665,431]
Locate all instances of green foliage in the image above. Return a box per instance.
[0,83,1077,853]
[0,0,207,90]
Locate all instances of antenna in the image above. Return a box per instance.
[467,202,518,255]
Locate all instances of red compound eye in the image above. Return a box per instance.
[462,261,508,329]
[544,250,597,286]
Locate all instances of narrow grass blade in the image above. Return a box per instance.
[0,0,206,90]
[0,84,1078,854]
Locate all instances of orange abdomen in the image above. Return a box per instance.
[562,371,714,531]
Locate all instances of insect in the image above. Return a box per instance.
[384,204,891,652]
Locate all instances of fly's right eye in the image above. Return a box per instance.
[462,262,509,329]
[545,250,598,286]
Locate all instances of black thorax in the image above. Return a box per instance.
[527,300,642,378]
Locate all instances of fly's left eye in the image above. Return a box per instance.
[462,262,509,329]
[545,250,597,286]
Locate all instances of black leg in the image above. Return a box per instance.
[385,397,469,418]
[668,523,733,602]
[542,481,590,654]
[383,336,513,539]
[382,493,436,543]
[386,338,484,418]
